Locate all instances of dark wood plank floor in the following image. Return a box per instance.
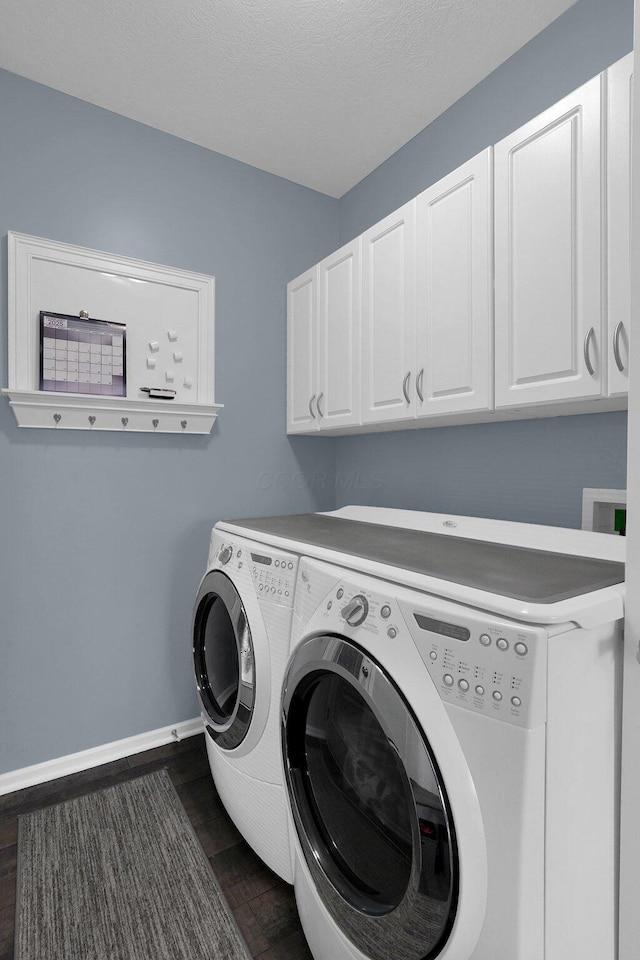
[0,733,313,960]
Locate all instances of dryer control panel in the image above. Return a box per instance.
[292,557,549,729]
[398,598,548,729]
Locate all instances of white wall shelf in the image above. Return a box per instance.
[3,232,222,434]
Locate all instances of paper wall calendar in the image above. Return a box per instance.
[39,311,127,397]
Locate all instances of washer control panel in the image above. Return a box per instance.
[399,599,547,729]
[248,549,297,605]
[209,532,298,607]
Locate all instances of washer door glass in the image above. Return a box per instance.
[284,636,458,960]
[193,570,255,749]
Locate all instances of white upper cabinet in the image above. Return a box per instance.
[607,52,632,398]
[317,239,362,429]
[415,149,494,418]
[286,63,628,437]
[494,75,604,407]
[287,238,361,434]
[287,267,318,433]
[361,201,417,424]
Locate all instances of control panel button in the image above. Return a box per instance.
[458,679,469,692]
[380,604,392,619]
[479,634,491,646]
[443,674,454,687]
[496,638,509,651]
[387,627,397,639]
[429,651,437,661]
[492,690,503,701]
[219,545,232,565]
[511,696,522,707]
[514,642,529,656]
[337,588,344,599]
[288,562,294,570]
[326,601,332,610]
[475,685,485,696]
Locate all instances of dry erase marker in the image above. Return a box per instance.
[140,386,176,400]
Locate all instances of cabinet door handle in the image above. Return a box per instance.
[309,394,317,419]
[416,368,424,402]
[317,392,324,418]
[613,321,626,373]
[402,372,411,404]
[583,327,596,377]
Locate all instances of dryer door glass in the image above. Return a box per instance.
[284,636,458,960]
[193,571,255,749]
[302,672,413,909]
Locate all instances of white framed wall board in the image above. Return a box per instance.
[2,232,222,434]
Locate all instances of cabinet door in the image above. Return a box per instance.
[287,268,318,433]
[607,52,632,398]
[415,149,493,418]
[317,238,362,430]
[494,75,604,407]
[362,201,416,424]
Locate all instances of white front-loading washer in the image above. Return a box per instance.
[192,527,300,881]
[279,527,624,960]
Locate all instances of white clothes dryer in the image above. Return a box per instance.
[192,527,300,881]
[278,521,624,960]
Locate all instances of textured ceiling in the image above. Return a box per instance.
[0,0,575,197]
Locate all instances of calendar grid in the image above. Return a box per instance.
[39,312,127,397]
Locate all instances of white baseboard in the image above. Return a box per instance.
[0,717,204,797]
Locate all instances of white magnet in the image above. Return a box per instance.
[147,357,157,369]
[149,340,160,352]
[173,351,183,362]
[167,330,178,342]
[165,370,175,383]
[183,377,193,388]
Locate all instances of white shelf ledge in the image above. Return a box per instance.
[2,389,223,434]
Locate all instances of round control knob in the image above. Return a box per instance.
[514,642,529,657]
[496,638,509,651]
[475,685,485,696]
[479,634,491,646]
[443,674,454,687]
[219,545,232,565]
[387,627,397,639]
[429,651,437,661]
[458,679,469,692]
[341,594,369,627]
[380,605,392,620]
[511,696,522,707]
[492,690,503,702]
[337,588,344,600]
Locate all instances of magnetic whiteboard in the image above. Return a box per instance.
[8,232,215,407]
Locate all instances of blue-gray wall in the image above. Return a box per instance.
[0,70,338,776]
[335,0,632,527]
[0,0,633,776]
